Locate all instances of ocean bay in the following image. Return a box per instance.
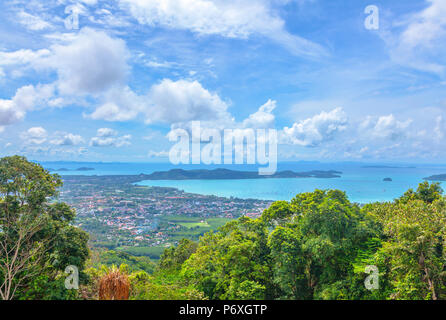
[136,174,445,203]
[42,161,446,204]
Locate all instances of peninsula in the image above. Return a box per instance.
[424,174,446,181]
[140,168,342,180]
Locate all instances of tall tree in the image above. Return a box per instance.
[0,156,89,300]
[181,217,272,299]
[371,192,446,300]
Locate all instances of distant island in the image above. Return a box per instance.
[424,174,446,181]
[76,167,95,171]
[140,168,342,180]
[363,165,416,169]
[51,167,95,172]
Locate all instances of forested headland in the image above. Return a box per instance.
[1,156,446,300]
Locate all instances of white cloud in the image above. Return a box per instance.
[89,86,144,122]
[434,115,444,140]
[42,28,129,95]
[360,114,412,140]
[0,49,51,67]
[147,79,232,125]
[242,99,276,128]
[386,0,446,73]
[17,10,52,31]
[50,133,85,146]
[145,60,174,69]
[400,0,446,49]
[97,128,118,137]
[281,108,348,147]
[0,99,25,127]
[89,79,235,127]
[148,150,169,158]
[79,0,99,6]
[119,0,326,57]
[0,28,130,129]
[90,128,131,147]
[0,84,54,127]
[20,127,48,145]
[89,8,131,27]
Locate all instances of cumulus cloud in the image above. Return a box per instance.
[281,108,348,147]
[0,99,25,130]
[89,79,236,127]
[89,86,144,121]
[50,133,85,146]
[0,84,54,128]
[90,128,131,147]
[242,99,276,128]
[42,28,129,95]
[119,0,326,58]
[96,128,118,137]
[20,127,48,145]
[0,28,130,129]
[0,28,129,95]
[0,49,51,68]
[147,79,232,125]
[360,114,412,140]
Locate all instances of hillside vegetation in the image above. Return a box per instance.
[2,156,446,300]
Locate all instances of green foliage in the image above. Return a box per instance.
[268,226,307,299]
[267,189,376,299]
[181,217,272,299]
[370,195,446,300]
[85,182,446,300]
[398,181,443,204]
[129,270,206,300]
[0,156,89,300]
[115,246,168,260]
[90,250,156,274]
[4,158,445,302]
[159,239,197,271]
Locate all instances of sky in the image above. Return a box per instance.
[0,0,445,163]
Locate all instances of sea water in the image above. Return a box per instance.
[40,161,446,204]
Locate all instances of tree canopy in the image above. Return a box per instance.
[3,156,446,300]
[0,156,89,300]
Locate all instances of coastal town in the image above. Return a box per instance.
[59,175,272,258]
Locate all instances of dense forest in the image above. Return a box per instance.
[1,156,446,300]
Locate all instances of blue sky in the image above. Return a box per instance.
[0,0,445,163]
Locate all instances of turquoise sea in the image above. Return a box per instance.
[40,161,446,204]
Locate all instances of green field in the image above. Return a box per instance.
[161,215,230,229]
[177,221,210,228]
[118,216,232,259]
[115,245,169,260]
[164,216,232,242]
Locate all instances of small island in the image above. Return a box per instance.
[76,167,95,171]
[52,167,95,172]
[363,165,416,169]
[383,178,392,182]
[424,174,446,181]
